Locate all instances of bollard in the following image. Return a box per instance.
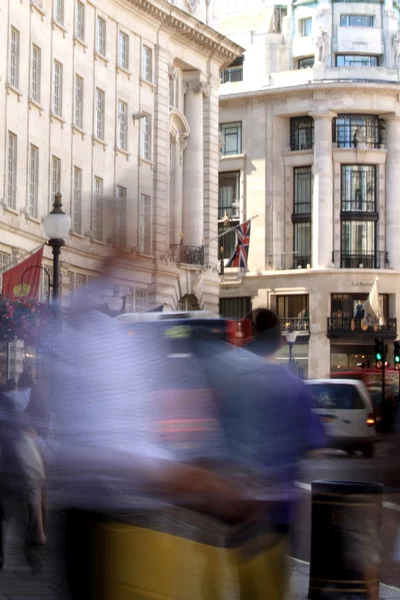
[308,480,383,599]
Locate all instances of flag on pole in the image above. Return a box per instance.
[226,221,251,269]
[364,278,384,327]
[2,247,44,301]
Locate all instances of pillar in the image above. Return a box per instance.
[308,287,331,379]
[309,111,335,269]
[384,114,400,270]
[183,73,209,247]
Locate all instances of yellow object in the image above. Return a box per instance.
[91,508,289,600]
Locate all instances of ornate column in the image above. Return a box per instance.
[183,74,210,247]
[309,111,335,269]
[384,114,400,269]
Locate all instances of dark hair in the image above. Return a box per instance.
[18,371,34,390]
[246,308,281,355]
[5,378,16,391]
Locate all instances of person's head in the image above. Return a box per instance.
[246,308,282,357]
[18,371,34,390]
[6,378,16,391]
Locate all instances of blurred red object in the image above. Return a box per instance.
[226,318,252,347]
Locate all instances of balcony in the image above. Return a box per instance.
[267,252,311,271]
[332,251,388,269]
[280,317,310,334]
[327,317,397,338]
[169,244,204,266]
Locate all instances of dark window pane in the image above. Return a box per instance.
[294,222,311,267]
[334,115,384,149]
[309,383,364,410]
[294,167,312,213]
[336,54,379,66]
[218,171,240,219]
[298,56,315,69]
[341,220,376,266]
[220,122,241,156]
[291,117,314,150]
[219,297,251,319]
[341,165,376,212]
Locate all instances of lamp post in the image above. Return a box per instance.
[285,329,298,372]
[43,193,71,310]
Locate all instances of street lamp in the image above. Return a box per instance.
[285,329,298,372]
[43,193,71,306]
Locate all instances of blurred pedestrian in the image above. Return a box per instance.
[7,371,34,413]
[5,378,16,392]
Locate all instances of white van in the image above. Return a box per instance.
[305,379,377,458]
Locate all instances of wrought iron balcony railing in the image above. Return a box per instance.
[331,251,388,269]
[279,317,310,334]
[327,317,397,337]
[267,252,312,271]
[169,244,205,266]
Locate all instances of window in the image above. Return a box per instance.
[117,100,128,151]
[135,287,148,312]
[54,0,64,24]
[272,6,287,32]
[75,74,84,129]
[221,57,244,83]
[140,115,151,160]
[220,122,242,156]
[299,18,312,37]
[31,45,41,103]
[76,1,85,40]
[68,271,75,295]
[118,31,129,69]
[93,177,103,240]
[218,171,240,258]
[293,222,312,268]
[72,166,82,234]
[95,88,105,140]
[52,60,63,116]
[277,295,310,332]
[290,117,314,150]
[7,133,17,209]
[341,165,376,213]
[298,56,314,69]
[29,145,39,218]
[9,27,20,88]
[142,45,152,82]
[340,165,377,268]
[334,115,384,149]
[219,297,252,319]
[115,186,127,248]
[0,253,11,293]
[76,273,87,289]
[336,55,379,67]
[120,285,134,311]
[96,16,106,56]
[340,14,374,27]
[51,156,61,201]
[139,193,151,254]
[294,167,312,215]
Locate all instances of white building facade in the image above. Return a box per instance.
[217,0,400,378]
[0,0,241,379]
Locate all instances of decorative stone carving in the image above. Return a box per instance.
[178,131,188,164]
[393,31,400,67]
[315,26,328,64]
[184,81,211,96]
[168,65,179,80]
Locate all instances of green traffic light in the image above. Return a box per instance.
[376,353,382,361]
[395,356,400,364]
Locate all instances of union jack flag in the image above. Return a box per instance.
[226,220,251,268]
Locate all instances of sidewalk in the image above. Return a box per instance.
[1,512,400,599]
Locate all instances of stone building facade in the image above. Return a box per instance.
[217,0,400,378]
[0,0,241,379]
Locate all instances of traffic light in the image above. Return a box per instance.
[394,341,400,370]
[375,337,384,367]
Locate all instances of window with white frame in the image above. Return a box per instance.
[142,45,152,82]
[51,156,61,201]
[135,287,148,312]
[118,31,129,69]
[9,27,20,88]
[54,0,64,25]
[7,132,17,209]
[140,115,151,160]
[52,60,63,116]
[139,193,151,254]
[29,145,39,218]
[115,186,127,248]
[95,88,105,140]
[299,17,312,37]
[75,74,84,129]
[220,122,242,156]
[31,45,41,103]
[76,1,85,40]
[72,166,82,234]
[96,16,106,56]
[117,100,128,151]
[120,285,134,311]
[75,273,87,288]
[92,176,103,240]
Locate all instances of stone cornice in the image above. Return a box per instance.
[126,0,243,67]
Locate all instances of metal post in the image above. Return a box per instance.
[289,342,293,371]
[219,244,224,275]
[48,239,64,314]
[382,344,386,407]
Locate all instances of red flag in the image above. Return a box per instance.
[2,247,44,300]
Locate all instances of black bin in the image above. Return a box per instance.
[308,480,383,599]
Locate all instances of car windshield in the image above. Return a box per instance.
[309,383,364,410]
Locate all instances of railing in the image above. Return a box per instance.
[327,317,397,336]
[279,317,310,333]
[332,251,388,269]
[169,244,205,266]
[267,252,312,270]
